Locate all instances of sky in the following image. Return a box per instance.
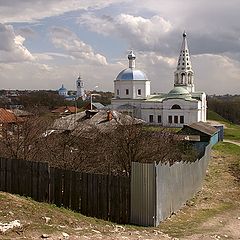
[0,0,240,95]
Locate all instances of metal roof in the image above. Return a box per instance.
[51,106,78,114]
[183,122,218,136]
[168,87,190,95]
[0,108,21,123]
[92,102,105,109]
[116,68,148,81]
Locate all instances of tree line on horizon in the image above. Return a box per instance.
[207,95,240,124]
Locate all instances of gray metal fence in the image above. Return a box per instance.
[130,143,212,226]
[130,162,156,226]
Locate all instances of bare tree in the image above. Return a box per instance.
[0,116,50,160]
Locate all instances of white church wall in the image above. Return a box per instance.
[115,80,150,99]
[141,106,163,124]
[132,80,150,99]
[114,80,133,99]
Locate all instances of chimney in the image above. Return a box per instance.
[107,111,112,121]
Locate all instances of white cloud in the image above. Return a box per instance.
[0,23,34,63]
[192,54,240,95]
[79,14,173,51]
[0,60,122,91]
[0,0,127,23]
[50,27,107,65]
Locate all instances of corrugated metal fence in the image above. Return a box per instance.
[130,143,212,226]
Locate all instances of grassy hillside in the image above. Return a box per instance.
[207,109,230,123]
[208,109,240,142]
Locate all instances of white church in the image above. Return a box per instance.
[111,32,207,127]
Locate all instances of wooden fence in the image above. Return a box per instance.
[0,157,130,224]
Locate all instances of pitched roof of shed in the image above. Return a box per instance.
[184,121,218,136]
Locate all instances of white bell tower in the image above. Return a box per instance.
[76,75,86,100]
[174,32,195,92]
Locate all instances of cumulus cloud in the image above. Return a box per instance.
[0,0,127,23]
[16,27,36,38]
[0,23,34,63]
[79,14,173,52]
[50,26,107,65]
[0,60,122,91]
[192,54,240,95]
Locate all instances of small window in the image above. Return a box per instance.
[180,116,184,124]
[187,63,189,65]
[182,63,184,65]
[126,89,129,95]
[117,89,119,95]
[168,116,172,124]
[157,115,162,123]
[149,115,154,123]
[174,116,178,124]
[137,89,141,95]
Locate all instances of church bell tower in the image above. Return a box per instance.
[174,32,195,92]
[76,75,86,100]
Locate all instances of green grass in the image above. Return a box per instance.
[213,141,240,155]
[213,142,240,180]
[224,125,240,142]
[207,110,230,123]
[207,110,240,142]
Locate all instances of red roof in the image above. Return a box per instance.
[51,106,79,114]
[0,108,22,123]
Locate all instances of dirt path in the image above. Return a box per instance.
[223,139,240,146]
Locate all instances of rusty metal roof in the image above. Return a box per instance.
[0,108,19,123]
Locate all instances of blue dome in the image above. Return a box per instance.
[116,68,148,81]
[59,84,67,91]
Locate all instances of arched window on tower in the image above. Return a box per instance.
[171,104,181,109]
[188,73,192,84]
[181,73,185,84]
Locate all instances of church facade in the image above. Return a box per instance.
[111,32,207,127]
